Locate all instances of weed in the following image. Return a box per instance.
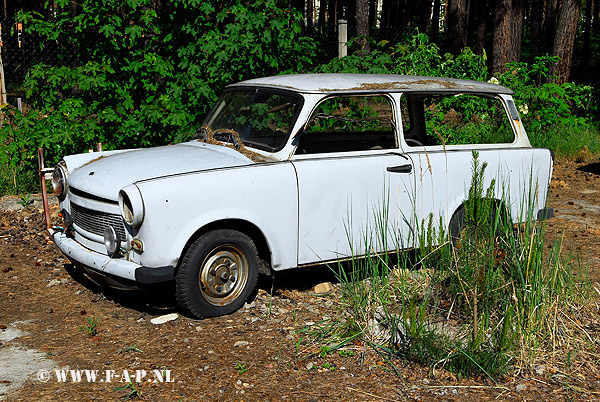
[338,350,355,357]
[235,363,248,375]
[119,345,143,354]
[19,193,33,208]
[115,380,141,401]
[321,362,336,371]
[78,316,99,336]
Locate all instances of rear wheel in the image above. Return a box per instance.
[176,229,259,318]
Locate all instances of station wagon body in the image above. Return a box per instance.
[40,74,554,318]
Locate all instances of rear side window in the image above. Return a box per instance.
[400,93,515,147]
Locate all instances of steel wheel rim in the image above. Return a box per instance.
[199,245,249,306]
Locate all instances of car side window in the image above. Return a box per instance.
[400,93,515,147]
[297,95,397,154]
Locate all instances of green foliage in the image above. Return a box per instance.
[317,33,596,157]
[78,316,99,336]
[0,0,316,195]
[496,57,595,131]
[234,362,248,375]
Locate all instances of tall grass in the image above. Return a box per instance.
[528,123,600,158]
[296,152,592,378]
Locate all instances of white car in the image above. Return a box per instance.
[39,74,553,318]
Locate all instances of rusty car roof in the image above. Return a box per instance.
[230,74,514,95]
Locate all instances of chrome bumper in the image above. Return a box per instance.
[52,231,174,284]
[52,230,140,281]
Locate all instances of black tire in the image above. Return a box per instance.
[176,229,259,318]
[449,202,510,252]
[449,206,466,250]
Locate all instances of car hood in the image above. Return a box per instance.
[66,142,254,201]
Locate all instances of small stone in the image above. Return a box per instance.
[183,338,190,343]
[47,279,60,287]
[534,365,545,376]
[314,282,334,294]
[75,290,81,295]
[60,278,68,284]
[516,384,526,392]
[422,378,430,384]
[234,341,249,348]
[150,313,178,325]
[306,362,314,370]
[195,326,202,332]
[136,318,145,323]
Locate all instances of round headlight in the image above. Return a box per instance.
[51,164,68,199]
[104,226,120,256]
[119,185,145,228]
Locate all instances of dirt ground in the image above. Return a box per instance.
[1,159,599,402]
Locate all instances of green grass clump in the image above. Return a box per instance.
[296,152,593,379]
[528,123,600,158]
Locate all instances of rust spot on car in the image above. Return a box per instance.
[81,155,107,167]
[320,79,462,92]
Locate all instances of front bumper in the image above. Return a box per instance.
[52,231,174,284]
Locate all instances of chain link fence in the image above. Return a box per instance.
[1,16,79,105]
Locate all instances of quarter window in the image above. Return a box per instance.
[401,93,515,147]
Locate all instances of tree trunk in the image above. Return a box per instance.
[369,0,377,29]
[447,0,468,54]
[473,0,488,54]
[550,0,581,83]
[417,0,433,33]
[545,0,560,56]
[508,0,525,63]
[318,0,327,33]
[328,0,338,34]
[492,0,511,74]
[592,0,600,33]
[356,0,370,53]
[306,0,314,31]
[581,0,592,71]
[529,0,545,58]
[429,0,441,42]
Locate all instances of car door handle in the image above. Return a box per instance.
[387,164,412,173]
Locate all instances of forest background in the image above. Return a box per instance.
[0,0,598,194]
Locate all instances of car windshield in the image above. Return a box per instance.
[199,89,302,152]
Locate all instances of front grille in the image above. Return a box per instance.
[71,202,127,240]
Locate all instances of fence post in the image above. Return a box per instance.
[338,19,347,59]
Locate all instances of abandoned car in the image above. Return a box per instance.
[40,74,554,318]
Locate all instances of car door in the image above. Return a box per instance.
[398,92,552,233]
[291,94,416,265]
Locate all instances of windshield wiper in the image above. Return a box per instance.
[213,131,242,149]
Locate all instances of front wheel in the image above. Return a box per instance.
[176,230,259,318]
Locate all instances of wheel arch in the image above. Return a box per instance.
[448,197,511,238]
[178,219,273,276]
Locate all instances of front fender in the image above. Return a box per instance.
[131,162,299,271]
